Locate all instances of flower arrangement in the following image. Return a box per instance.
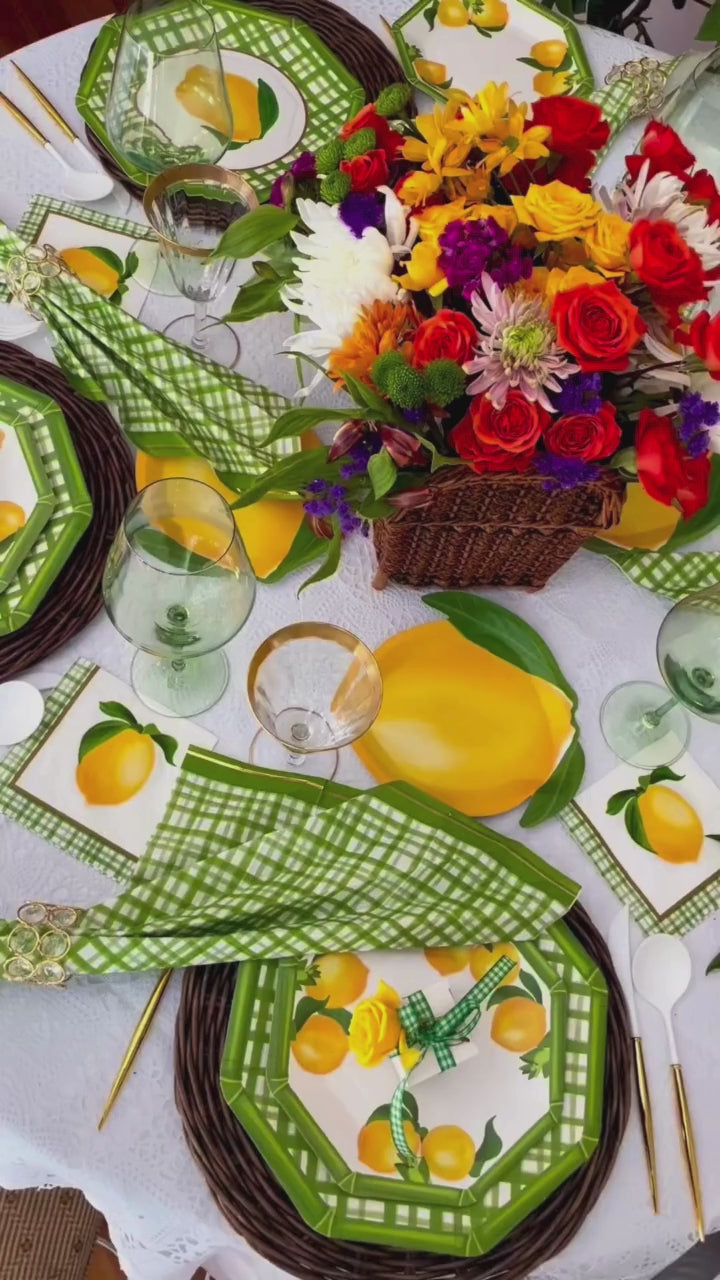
[218,85,720,588]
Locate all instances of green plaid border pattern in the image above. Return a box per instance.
[590,543,720,603]
[221,922,604,1254]
[560,800,720,934]
[76,1,365,202]
[0,661,139,883]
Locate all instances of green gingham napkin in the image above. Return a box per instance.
[587,540,720,603]
[0,222,297,485]
[0,746,579,980]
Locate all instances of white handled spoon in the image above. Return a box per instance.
[632,933,704,1242]
[0,91,114,202]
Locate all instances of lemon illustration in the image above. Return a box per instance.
[437,0,470,24]
[304,952,369,1008]
[358,1119,421,1173]
[595,482,681,551]
[0,500,26,543]
[59,247,121,298]
[530,38,568,68]
[422,1125,476,1181]
[533,69,571,96]
[291,1013,348,1074]
[425,946,470,975]
[491,997,547,1053]
[468,0,509,27]
[469,942,520,986]
[75,701,178,806]
[175,67,278,144]
[609,767,704,864]
[413,58,449,87]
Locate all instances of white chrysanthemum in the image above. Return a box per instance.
[283,199,402,373]
[608,160,720,271]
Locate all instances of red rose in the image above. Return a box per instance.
[502,150,594,196]
[339,104,404,161]
[340,149,389,194]
[412,310,478,368]
[625,120,695,183]
[544,402,621,462]
[553,151,595,193]
[530,97,610,156]
[449,414,537,475]
[689,310,720,380]
[629,219,707,307]
[684,169,720,225]
[552,281,645,373]
[636,408,711,518]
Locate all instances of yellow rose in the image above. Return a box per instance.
[544,264,603,303]
[512,181,601,242]
[348,981,402,1068]
[475,203,518,235]
[397,170,442,208]
[394,241,446,294]
[584,212,631,276]
[520,266,550,298]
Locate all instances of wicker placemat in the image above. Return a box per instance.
[82,0,405,198]
[0,342,135,681]
[175,904,631,1280]
[0,1188,100,1280]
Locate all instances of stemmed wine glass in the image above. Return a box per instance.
[601,587,720,767]
[103,478,256,717]
[247,623,383,779]
[143,163,256,365]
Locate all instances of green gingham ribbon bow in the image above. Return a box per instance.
[390,954,515,1163]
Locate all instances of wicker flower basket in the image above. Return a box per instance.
[372,467,626,591]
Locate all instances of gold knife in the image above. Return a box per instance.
[11,62,78,142]
[0,90,50,148]
[98,970,173,1131]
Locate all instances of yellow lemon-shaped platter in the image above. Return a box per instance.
[353,619,575,818]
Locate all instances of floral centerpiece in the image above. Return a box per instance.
[218,83,720,590]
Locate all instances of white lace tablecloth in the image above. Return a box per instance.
[1,12,719,1280]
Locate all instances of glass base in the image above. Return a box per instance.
[131,648,229,718]
[600,680,691,769]
[249,728,338,780]
[163,313,240,366]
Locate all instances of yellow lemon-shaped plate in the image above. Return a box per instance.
[353,620,575,817]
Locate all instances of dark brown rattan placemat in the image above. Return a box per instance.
[0,1187,99,1280]
[175,903,632,1280]
[0,342,135,681]
[82,0,405,198]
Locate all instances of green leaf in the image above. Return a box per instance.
[366,1103,392,1124]
[263,407,365,446]
[707,948,720,973]
[146,729,179,766]
[516,56,546,69]
[225,277,286,322]
[665,456,720,551]
[366,1094,417,1126]
[396,1159,430,1184]
[212,206,297,261]
[231,448,332,508]
[471,1117,502,1176]
[293,995,329,1034]
[606,788,638,815]
[707,834,720,843]
[298,527,342,594]
[357,495,394,520]
[122,250,139,281]
[322,1006,352,1032]
[401,1091,419,1123]
[368,449,398,499]
[133,526,223,574]
[520,739,585,828]
[97,701,140,728]
[519,970,543,1003]
[262,520,326,584]
[412,433,462,472]
[423,0,440,27]
[487,985,529,1007]
[640,766,685,789]
[697,0,720,42]
[520,1033,552,1079]
[341,372,402,424]
[83,245,124,276]
[257,79,280,136]
[77,720,132,764]
[624,796,654,852]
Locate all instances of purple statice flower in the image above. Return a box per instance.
[439,218,532,300]
[402,407,426,425]
[677,391,720,458]
[535,454,602,491]
[302,479,361,534]
[339,192,384,239]
[291,151,317,181]
[552,373,603,417]
[339,435,382,479]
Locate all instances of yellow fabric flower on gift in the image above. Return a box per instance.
[584,211,631,276]
[394,241,447,294]
[544,264,603,303]
[349,980,402,1068]
[450,83,550,176]
[511,181,601,242]
[396,170,443,208]
[398,1030,423,1074]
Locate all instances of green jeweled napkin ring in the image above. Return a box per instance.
[4,902,81,985]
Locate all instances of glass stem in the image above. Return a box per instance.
[192,301,208,352]
[642,695,677,731]
[284,750,306,769]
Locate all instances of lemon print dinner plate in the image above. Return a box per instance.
[221,924,607,1256]
[0,380,92,637]
[353,620,576,819]
[0,380,56,595]
[76,1,364,200]
[391,0,592,104]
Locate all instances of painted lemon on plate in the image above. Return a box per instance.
[291,1012,348,1075]
[595,482,681,551]
[608,767,705,863]
[530,39,568,68]
[413,59,449,87]
[304,952,369,1008]
[422,1125,476,1181]
[436,0,470,25]
[425,946,469,975]
[353,620,574,816]
[467,0,509,28]
[358,1118,421,1173]
[491,996,547,1053]
[175,66,279,145]
[469,942,520,985]
[75,700,178,806]
[533,70,571,96]
[0,500,26,543]
[59,246,138,304]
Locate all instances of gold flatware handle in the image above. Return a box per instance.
[633,1037,659,1213]
[11,62,76,142]
[672,1062,705,1242]
[98,969,173,1131]
[0,91,48,147]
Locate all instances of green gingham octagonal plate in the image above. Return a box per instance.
[220,920,607,1256]
[0,378,56,594]
[76,0,365,201]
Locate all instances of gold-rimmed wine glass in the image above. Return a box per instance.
[247,623,383,779]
